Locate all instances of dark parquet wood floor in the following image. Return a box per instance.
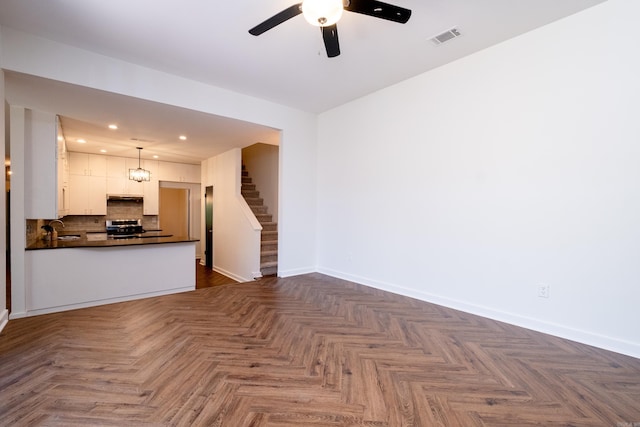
[195,262,240,289]
[1,272,639,426]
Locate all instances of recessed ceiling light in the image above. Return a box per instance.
[77,138,86,143]
[179,135,187,141]
[108,124,118,130]
[100,149,107,153]
[153,155,159,159]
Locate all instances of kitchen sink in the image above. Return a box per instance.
[57,235,81,241]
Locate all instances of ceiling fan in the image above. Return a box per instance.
[248,0,411,58]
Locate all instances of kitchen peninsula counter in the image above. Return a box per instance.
[21,234,198,318]
[26,233,198,250]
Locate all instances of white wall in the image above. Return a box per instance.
[0,69,7,332]
[24,109,57,219]
[242,143,279,222]
[8,105,26,317]
[0,25,318,292]
[317,0,640,358]
[204,148,262,281]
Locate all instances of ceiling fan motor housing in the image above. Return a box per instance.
[249,0,412,58]
[302,0,344,27]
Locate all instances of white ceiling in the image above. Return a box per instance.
[4,72,280,164]
[0,0,606,162]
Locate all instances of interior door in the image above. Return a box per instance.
[159,187,189,237]
[205,186,213,269]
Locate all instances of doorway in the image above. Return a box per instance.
[159,187,189,237]
[205,186,213,269]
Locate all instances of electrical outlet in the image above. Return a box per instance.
[538,284,550,298]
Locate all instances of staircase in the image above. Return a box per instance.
[241,167,278,277]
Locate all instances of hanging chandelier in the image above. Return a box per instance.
[129,147,151,182]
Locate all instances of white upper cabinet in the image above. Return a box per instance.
[68,153,108,214]
[69,152,107,176]
[158,162,200,183]
[142,159,159,215]
[63,152,199,216]
[106,156,127,178]
[69,174,107,215]
[106,156,127,194]
[105,156,145,195]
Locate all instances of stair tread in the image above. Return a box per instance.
[260,261,278,268]
[242,170,278,253]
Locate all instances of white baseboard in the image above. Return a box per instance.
[278,266,316,278]
[212,266,253,283]
[9,311,26,320]
[317,267,640,360]
[12,287,194,318]
[0,309,8,333]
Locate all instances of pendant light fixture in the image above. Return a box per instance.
[129,147,151,182]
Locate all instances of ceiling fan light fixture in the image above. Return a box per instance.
[302,0,343,27]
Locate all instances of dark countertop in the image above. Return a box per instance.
[26,231,199,251]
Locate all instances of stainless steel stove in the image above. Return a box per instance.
[106,219,144,238]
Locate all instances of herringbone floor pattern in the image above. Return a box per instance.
[1,273,639,426]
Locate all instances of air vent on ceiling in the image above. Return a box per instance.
[130,137,154,143]
[430,28,461,46]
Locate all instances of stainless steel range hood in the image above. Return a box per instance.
[107,195,143,202]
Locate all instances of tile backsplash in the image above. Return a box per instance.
[106,199,145,221]
[26,219,45,246]
[27,200,159,245]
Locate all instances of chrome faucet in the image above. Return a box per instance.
[48,219,65,230]
[42,219,64,242]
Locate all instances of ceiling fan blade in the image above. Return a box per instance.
[321,24,341,58]
[249,3,303,36]
[344,0,411,24]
